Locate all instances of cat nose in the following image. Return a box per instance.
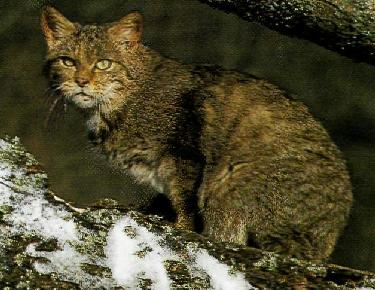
[75,77,90,87]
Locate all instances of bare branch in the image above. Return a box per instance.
[198,0,375,65]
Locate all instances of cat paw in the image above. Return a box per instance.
[175,215,194,231]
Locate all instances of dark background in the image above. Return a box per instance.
[1,0,374,271]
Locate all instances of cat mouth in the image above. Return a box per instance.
[71,92,96,109]
[75,92,93,102]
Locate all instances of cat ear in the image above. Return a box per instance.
[41,6,76,47]
[107,12,143,48]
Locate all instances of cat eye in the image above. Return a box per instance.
[60,57,75,67]
[95,59,113,70]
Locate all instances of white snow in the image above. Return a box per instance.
[0,138,113,288]
[104,216,254,290]
[105,216,174,289]
[0,137,255,289]
[193,249,253,290]
[0,139,77,242]
[26,243,115,289]
[9,194,77,241]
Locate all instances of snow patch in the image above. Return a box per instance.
[0,138,112,288]
[105,216,174,289]
[193,249,253,290]
[105,216,254,290]
[9,194,77,241]
[26,243,115,289]
[0,153,77,241]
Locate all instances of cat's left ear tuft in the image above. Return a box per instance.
[41,6,76,47]
[107,12,143,49]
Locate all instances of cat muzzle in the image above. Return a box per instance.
[72,93,95,108]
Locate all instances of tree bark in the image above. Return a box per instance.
[198,0,375,66]
[1,136,374,289]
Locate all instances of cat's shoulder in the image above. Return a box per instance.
[188,64,298,105]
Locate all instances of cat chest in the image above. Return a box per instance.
[104,146,168,194]
[128,163,166,193]
[99,133,172,194]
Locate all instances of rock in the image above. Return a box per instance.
[0,136,374,289]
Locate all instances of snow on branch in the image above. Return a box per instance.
[0,136,374,289]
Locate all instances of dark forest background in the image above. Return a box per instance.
[1,0,374,271]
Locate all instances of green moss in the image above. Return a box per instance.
[13,252,31,267]
[165,259,209,289]
[135,246,153,258]
[72,207,125,258]
[91,198,120,208]
[80,263,112,278]
[123,225,137,238]
[361,278,375,288]
[74,231,108,258]
[137,277,153,289]
[253,252,279,272]
[306,264,327,277]
[0,205,13,222]
[35,238,60,252]
[0,234,79,289]
[79,207,123,227]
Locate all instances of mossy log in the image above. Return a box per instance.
[0,136,374,289]
[198,0,375,65]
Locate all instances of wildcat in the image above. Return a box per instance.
[41,6,352,260]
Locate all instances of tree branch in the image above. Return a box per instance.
[198,0,375,65]
[1,137,374,289]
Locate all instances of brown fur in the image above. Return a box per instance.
[41,6,352,260]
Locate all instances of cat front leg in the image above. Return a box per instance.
[159,157,201,231]
[170,186,197,231]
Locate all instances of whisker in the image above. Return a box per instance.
[43,96,64,130]
[43,83,66,105]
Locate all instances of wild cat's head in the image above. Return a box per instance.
[41,6,145,117]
